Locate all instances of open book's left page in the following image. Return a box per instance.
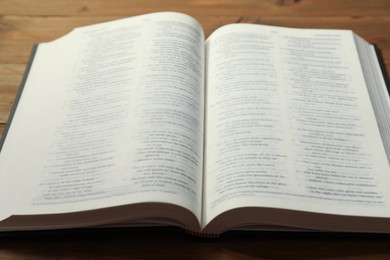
[0,12,205,229]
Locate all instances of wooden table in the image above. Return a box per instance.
[1,0,390,258]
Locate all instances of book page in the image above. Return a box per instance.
[0,12,204,222]
[203,24,390,226]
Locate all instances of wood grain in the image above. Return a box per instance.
[0,64,24,123]
[0,0,389,16]
[1,0,390,258]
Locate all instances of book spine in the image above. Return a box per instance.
[185,229,219,239]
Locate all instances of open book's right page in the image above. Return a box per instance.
[203,24,390,227]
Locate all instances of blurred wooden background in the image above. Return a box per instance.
[1,0,390,258]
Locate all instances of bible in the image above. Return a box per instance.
[1,12,390,237]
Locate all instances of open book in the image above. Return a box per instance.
[1,12,390,236]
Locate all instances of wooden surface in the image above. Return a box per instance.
[1,0,390,258]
